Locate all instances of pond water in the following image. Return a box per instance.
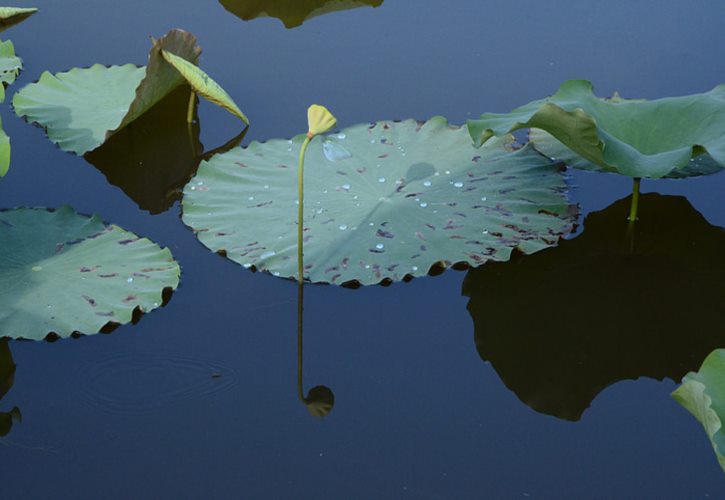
[1,1,725,498]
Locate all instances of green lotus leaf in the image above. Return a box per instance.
[468,80,725,179]
[13,29,203,155]
[0,206,180,340]
[0,7,36,33]
[182,116,576,286]
[673,349,725,473]
[0,39,21,102]
[161,50,248,125]
[464,193,725,421]
[219,0,383,28]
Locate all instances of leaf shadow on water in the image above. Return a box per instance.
[219,0,384,28]
[0,339,20,438]
[463,193,725,421]
[85,85,247,214]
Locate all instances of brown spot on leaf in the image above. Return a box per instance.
[82,295,96,307]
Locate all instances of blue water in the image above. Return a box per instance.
[1,1,724,497]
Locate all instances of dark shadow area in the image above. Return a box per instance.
[463,193,725,421]
[85,86,245,215]
[0,340,21,437]
[219,0,383,28]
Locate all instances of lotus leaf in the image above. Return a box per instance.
[673,349,725,473]
[0,39,21,177]
[219,0,383,28]
[463,194,725,421]
[468,80,725,179]
[13,29,246,155]
[183,117,576,286]
[0,206,180,340]
[0,7,36,33]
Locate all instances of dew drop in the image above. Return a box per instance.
[365,265,371,269]
[339,224,348,231]
[370,139,376,144]
[454,182,464,188]
[353,195,359,200]
[420,202,428,208]
[153,302,159,307]
[482,230,489,235]
[423,181,432,187]
[317,209,324,214]
[412,266,419,272]
[481,196,487,201]
[378,177,386,183]
[445,170,451,175]
[376,243,384,250]
[248,196,255,201]
[260,251,276,259]
[273,272,281,277]
[323,140,352,161]
[190,186,196,191]
[337,133,347,140]
[369,222,375,226]
[197,181,204,186]
[264,185,270,189]
[127,277,134,283]
[32,265,42,272]
[341,183,351,190]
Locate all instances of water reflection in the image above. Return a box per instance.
[0,340,20,437]
[463,193,725,421]
[297,283,334,417]
[219,0,384,28]
[84,85,246,214]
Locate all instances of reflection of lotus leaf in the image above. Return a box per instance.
[219,0,383,28]
[183,117,576,286]
[14,29,209,155]
[463,194,725,421]
[673,349,725,473]
[305,385,334,418]
[0,207,180,340]
[468,80,725,179]
[0,339,19,437]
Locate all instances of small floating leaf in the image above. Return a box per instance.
[13,29,209,155]
[673,349,725,473]
[183,116,576,286]
[219,0,383,29]
[0,206,180,340]
[161,50,248,125]
[468,80,725,179]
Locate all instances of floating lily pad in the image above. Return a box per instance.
[0,39,21,101]
[0,206,180,340]
[219,0,383,28]
[463,194,725,421]
[468,80,725,179]
[673,349,725,473]
[13,29,247,155]
[183,117,576,286]
[84,85,246,214]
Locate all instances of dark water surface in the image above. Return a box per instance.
[1,1,725,498]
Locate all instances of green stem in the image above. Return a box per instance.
[628,177,641,224]
[186,90,196,124]
[297,136,312,283]
[296,281,305,402]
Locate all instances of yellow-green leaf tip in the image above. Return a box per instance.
[307,104,336,138]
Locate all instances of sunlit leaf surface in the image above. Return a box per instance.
[219,0,383,28]
[464,194,725,421]
[0,206,180,340]
[13,29,201,155]
[183,116,576,285]
[468,80,725,179]
[673,350,725,473]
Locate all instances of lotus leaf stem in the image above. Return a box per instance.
[297,136,311,282]
[297,281,305,402]
[628,177,641,224]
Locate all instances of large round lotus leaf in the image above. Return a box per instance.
[219,0,383,28]
[183,117,576,285]
[468,80,725,179]
[13,29,201,155]
[0,206,180,340]
[463,194,725,421]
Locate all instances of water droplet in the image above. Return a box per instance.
[323,189,328,194]
[190,186,196,191]
[434,172,440,176]
[337,133,347,140]
[445,170,451,175]
[481,196,487,201]
[243,263,252,269]
[323,139,352,161]
[248,196,255,201]
[420,202,428,208]
[378,177,386,183]
[454,182,464,188]
[395,179,403,185]
[316,208,324,214]
[365,265,371,269]
[341,183,351,190]
[127,277,134,283]
[264,185,269,189]
[369,222,375,226]
[273,272,281,277]
[376,243,384,250]
[353,195,359,200]
[339,224,348,231]
[370,139,376,144]
[153,302,159,307]
[260,251,276,259]
[197,181,204,186]
[482,230,489,235]
[423,181,432,187]
[412,266,419,272]
[32,266,42,272]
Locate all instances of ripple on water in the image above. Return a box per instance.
[81,352,237,416]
